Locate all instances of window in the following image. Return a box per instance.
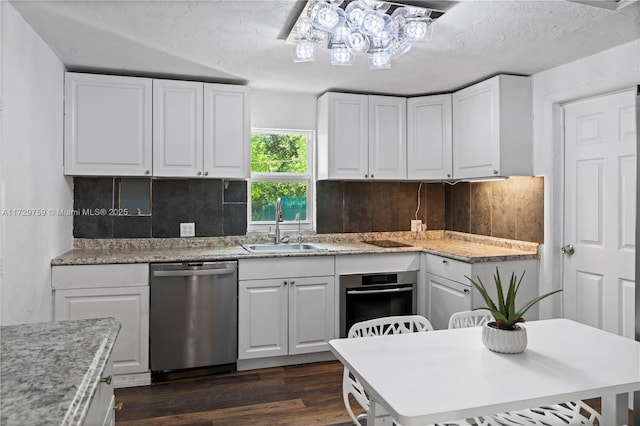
[248,129,314,233]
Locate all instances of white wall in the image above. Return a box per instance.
[532,39,640,319]
[0,3,73,325]
[251,89,317,131]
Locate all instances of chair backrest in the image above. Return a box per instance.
[348,315,434,338]
[448,310,493,329]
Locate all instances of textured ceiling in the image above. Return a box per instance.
[10,0,640,96]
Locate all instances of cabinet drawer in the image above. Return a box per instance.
[52,264,149,289]
[239,257,334,280]
[423,253,471,283]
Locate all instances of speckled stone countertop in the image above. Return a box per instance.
[1,318,120,426]
[51,231,538,266]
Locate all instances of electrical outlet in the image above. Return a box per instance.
[180,222,195,237]
[411,220,422,232]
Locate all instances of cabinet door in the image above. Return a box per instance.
[407,95,452,179]
[64,73,152,176]
[427,273,472,330]
[238,279,288,359]
[452,77,500,178]
[85,353,114,426]
[153,79,203,177]
[288,276,335,355]
[54,286,149,375]
[319,93,369,179]
[368,95,407,179]
[203,84,250,179]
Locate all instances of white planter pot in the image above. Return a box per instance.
[481,323,527,354]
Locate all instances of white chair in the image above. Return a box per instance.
[448,311,601,426]
[448,310,492,329]
[342,315,478,426]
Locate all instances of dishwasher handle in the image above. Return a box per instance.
[153,268,236,278]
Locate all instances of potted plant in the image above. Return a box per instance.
[466,268,562,354]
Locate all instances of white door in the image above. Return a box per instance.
[563,89,636,338]
[407,94,453,180]
[203,83,250,179]
[368,95,407,179]
[153,79,203,177]
[288,276,335,355]
[54,286,150,375]
[237,279,288,359]
[64,73,152,176]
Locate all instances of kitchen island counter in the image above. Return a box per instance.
[0,318,120,426]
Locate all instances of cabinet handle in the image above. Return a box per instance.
[291,280,295,286]
[197,171,202,176]
[447,174,451,178]
[114,402,123,411]
[284,280,288,286]
[370,174,374,178]
[364,174,368,178]
[442,259,448,264]
[204,171,209,176]
[463,288,469,293]
[144,170,150,175]
[100,375,112,385]
[493,170,499,175]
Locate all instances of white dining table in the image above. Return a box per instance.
[329,319,640,426]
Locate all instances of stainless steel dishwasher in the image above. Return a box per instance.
[150,261,238,373]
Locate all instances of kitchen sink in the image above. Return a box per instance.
[242,243,327,253]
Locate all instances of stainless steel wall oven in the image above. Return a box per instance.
[340,271,417,337]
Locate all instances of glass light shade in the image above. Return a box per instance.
[292,41,316,62]
[345,1,367,27]
[360,9,388,37]
[331,24,350,44]
[311,2,343,32]
[368,48,391,69]
[388,36,411,58]
[404,18,429,41]
[345,28,370,54]
[330,44,355,65]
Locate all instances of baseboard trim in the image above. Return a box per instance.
[236,352,336,371]
[113,371,151,388]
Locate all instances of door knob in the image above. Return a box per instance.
[561,244,575,255]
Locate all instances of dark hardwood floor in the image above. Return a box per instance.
[115,361,633,426]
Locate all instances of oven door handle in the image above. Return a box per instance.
[347,287,413,295]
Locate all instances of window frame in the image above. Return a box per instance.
[247,128,315,235]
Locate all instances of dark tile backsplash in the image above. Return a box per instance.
[445,176,544,243]
[316,181,446,234]
[73,178,247,238]
[73,176,543,243]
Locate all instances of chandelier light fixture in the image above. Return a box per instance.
[285,0,445,70]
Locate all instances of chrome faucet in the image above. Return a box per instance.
[268,197,284,244]
[294,213,302,243]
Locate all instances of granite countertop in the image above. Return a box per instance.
[51,231,538,266]
[1,318,120,426]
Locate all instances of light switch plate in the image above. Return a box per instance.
[180,222,195,237]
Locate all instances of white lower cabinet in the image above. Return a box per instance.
[424,253,538,330]
[52,264,150,378]
[238,257,335,360]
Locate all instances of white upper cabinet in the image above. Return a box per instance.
[153,79,203,177]
[452,75,532,179]
[317,92,369,179]
[65,73,250,178]
[203,84,251,179]
[368,95,407,179]
[407,94,452,180]
[64,73,152,176]
[317,92,406,180]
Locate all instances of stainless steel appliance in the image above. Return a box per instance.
[150,261,238,373]
[340,271,417,337]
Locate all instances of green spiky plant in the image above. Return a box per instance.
[466,268,562,331]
